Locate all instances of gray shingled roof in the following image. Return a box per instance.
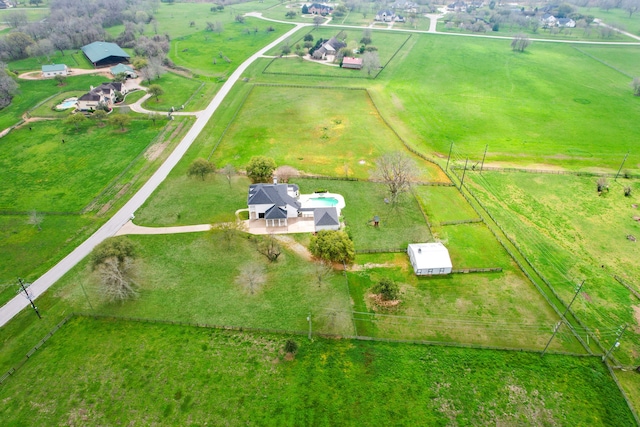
[264,205,287,219]
[247,184,300,209]
[314,208,339,227]
[81,42,130,63]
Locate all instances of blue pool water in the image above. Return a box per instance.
[56,98,77,110]
[308,197,339,207]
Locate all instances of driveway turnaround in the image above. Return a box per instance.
[0,21,307,328]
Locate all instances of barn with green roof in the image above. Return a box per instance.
[81,42,130,68]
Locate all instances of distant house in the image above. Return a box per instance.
[540,13,558,27]
[77,82,128,111]
[110,63,137,79]
[375,9,395,22]
[312,36,347,60]
[308,3,333,15]
[447,1,467,12]
[42,64,68,78]
[557,18,576,28]
[81,41,130,68]
[393,1,419,13]
[407,242,453,275]
[342,57,363,70]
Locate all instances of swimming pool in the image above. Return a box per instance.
[56,97,77,110]
[307,197,339,207]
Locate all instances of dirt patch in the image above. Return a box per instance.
[368,293,402,310]
[351,262,397,271]
[581,292,592,302]
[145,141,169,161]
[97,200,113,216]
[273,235,312,261]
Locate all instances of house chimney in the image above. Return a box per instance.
[273,177,278,184]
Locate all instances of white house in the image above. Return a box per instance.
[375,9,396,22]
[76,82,128,111]
[407,242,453,275]
[42,64,68,78]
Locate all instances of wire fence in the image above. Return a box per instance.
[440,218,483,226]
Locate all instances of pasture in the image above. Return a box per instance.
[467,171,640,365]
[0,120,159,212]
[578,6,640,36]
[209,85,434,179]
[168,18,292,77]
[7,50,93,73]
[376,34,640,171]
[0,316,633,426]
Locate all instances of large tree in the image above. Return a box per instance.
[236,262,266,295]
[110,114,131,131]
[0,64,18,109]
[91,237,138,302]
[511,34,530,52]
[361,51,380,76]
[246,156,276,183]
[309,230,355,264]
[187,158,216,180]
[373,151,419,203]
[147,84,164,101]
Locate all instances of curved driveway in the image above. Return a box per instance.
[0,21,307,327]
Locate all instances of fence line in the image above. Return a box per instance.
[207,85,255,161]
[356,248,405,254]
[614,276,640,301]
[573,46,634,79]
[451,267,502,274]
[410,186,434,234]
[440,218,483,226]
[606,362,640,426]
[465,165,639,179]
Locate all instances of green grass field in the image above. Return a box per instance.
[135,173,251,226]
[169,18,292,77]
[579,6,640,35]
[210,85,432,179]
[0,316,633,426]
[7,50,93,72]
[376,34,640,172]
[0,74,106,130]
[572,44,640,77]
[468,171,640,365]
[414,185,480,224]
[141,71,203,112]
[0,120,160,212]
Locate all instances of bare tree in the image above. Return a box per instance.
[27,210,44,231]
[98,257,138,301]
[236,262,266,294]
[257,235,282,262]
[313,260,333,287]
[374,152,419,203]
[0,64,18,109]
[212,220,246,247]
[222,163,236,186]
[6,11,28,28]
[361,51,380,76]
[274,165,299,183]
[313,15,324,28]
[511,34,530,52]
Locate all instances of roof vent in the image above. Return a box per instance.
[273,177,278,184]
[418,248,422,253]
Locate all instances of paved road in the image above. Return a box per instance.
[0,21,307,328]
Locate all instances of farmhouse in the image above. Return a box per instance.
[41,64,68,78]
[407,242,453,275]
[81,41,130,68]
[557,18,576,28]
[77,82,128,111]
[375,9,395,22]
[342,57,363,70]
[247,183,343,232]
[312,37,347,60]
[110,63,137,79]
[307,3,333,15]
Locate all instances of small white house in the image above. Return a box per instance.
[42,64,68,78]
[407,242,453,275]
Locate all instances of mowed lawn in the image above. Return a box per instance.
[169,18,292,77]
[468,172,640,365]
[211,86,431,179]
[0,316,633,426]
[0,120,159,212]
[0,74,106,130]
[54,233,353,335]
[141,71,202,112]
[379,35,640,171]
[295,179,432,250]
[135,174,251,226]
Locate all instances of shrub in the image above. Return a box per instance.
[371,278,399,301]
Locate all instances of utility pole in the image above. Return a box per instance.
[307,312,312,340]
[460,158,469,189]
[614,152,629,181]
[542,280,584,356]
[445,142,453,172]
[602,324,627,362]
[18,278,41,319]
[79,282,94,312]
[480,144,488,174]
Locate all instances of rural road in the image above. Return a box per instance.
[0,20,307,328]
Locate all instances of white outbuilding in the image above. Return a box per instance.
[407,242,453,275]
